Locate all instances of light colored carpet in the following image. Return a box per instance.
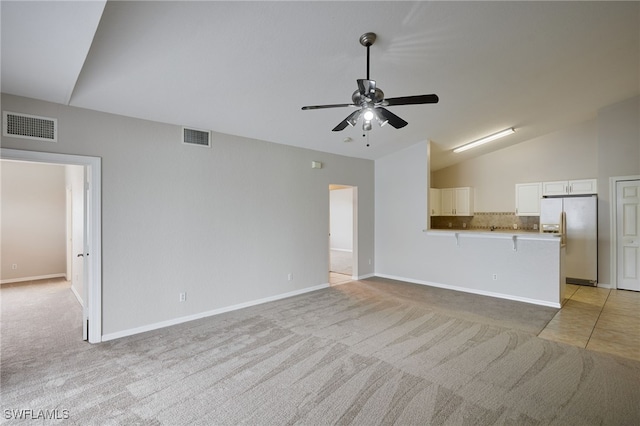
[330,249,352,276]
[2,277,640,425]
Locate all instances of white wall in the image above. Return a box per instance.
[329,187,353,251]
[0,94,375,337]
[403,96,640,287]
[375,142,563,307]
[432,119,598,212]
[1,161,66,282]
[596,96,640,284]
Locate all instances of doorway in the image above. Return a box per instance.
[613,177,640,291]
[329,185,357,284]
[1,148,102,342]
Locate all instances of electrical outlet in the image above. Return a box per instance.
[179,292,187,302]
[492,274,498,280]
[11,264,18,270]
[287,273,293,281]
[368,258,372,265]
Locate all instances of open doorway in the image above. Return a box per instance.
[329,185,357,285]
[1,148,102,343]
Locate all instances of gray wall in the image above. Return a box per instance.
[0,94,375,336]
[1,161,66,282]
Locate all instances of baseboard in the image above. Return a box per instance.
[596,282,612,289]
[0,273,66,285]
[330,248,353,253]
[375,273,562,309]
[101,283,331,342]
[70,284,84,306]
[356,273,375,280]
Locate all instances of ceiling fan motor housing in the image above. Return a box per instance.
[352,88,384,105]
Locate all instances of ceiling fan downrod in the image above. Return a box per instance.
[359,32,376,81]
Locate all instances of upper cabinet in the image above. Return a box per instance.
[430,188,441,216]
[515,182,542,216]
[441,187,474,216]
[542,179,597,196]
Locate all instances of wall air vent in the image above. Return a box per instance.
[3,111,57,142]
[182,127,211,148]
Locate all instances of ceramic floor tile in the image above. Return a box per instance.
[541,317,594,338]
[569,288,609,307]
[538,328,588,348]
[553,301,602,324]
[564,284,580,299]
[587,329,640,361]
[592,320,640,344]
[561,298,604,313]
[607,289,640,301]
[594,311,640,336]
[330,273,353,286]
[538,285,639,362]
[602,304,640,324]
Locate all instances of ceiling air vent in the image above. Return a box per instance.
[3,111,57,142]
[182,127,211,148]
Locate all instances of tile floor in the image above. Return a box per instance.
[329,272,353,286]
[539,284,640,361]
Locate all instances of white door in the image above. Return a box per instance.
[617,180,640,291]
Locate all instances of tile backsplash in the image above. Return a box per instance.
[431,212,540,231]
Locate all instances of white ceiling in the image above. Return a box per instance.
[2,1,638,170]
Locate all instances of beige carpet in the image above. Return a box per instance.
[2,277,639,425]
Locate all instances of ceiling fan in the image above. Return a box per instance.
[301,32,439,132]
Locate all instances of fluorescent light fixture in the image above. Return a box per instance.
[453,128,515,153]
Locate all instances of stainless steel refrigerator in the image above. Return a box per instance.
[540,195,597,286]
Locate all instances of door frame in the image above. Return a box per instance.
[609,175,640,290]
[1,148,102,343]
[328,184,358,280]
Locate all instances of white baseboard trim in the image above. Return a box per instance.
[101,283,331,342]
[330,248,353,253]
[375,273,562,309]
[596,282,612,289]
[356,273,375,280]
[0,273,66,285]
[70,284,84,306]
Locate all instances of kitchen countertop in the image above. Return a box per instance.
[424,228,562,241]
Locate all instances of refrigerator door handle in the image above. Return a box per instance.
[560,211,567,247]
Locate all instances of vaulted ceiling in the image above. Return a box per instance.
[2,1,638,170]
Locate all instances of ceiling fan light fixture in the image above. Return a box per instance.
[363,120,372,131]
[453,128,515,153]
[375,113,389,127]
[363,109,375,121]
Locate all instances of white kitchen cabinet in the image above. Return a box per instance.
[515,182,542,216]
[542,179,597,196]
[429,188,441,216]
[440,187,473,216]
